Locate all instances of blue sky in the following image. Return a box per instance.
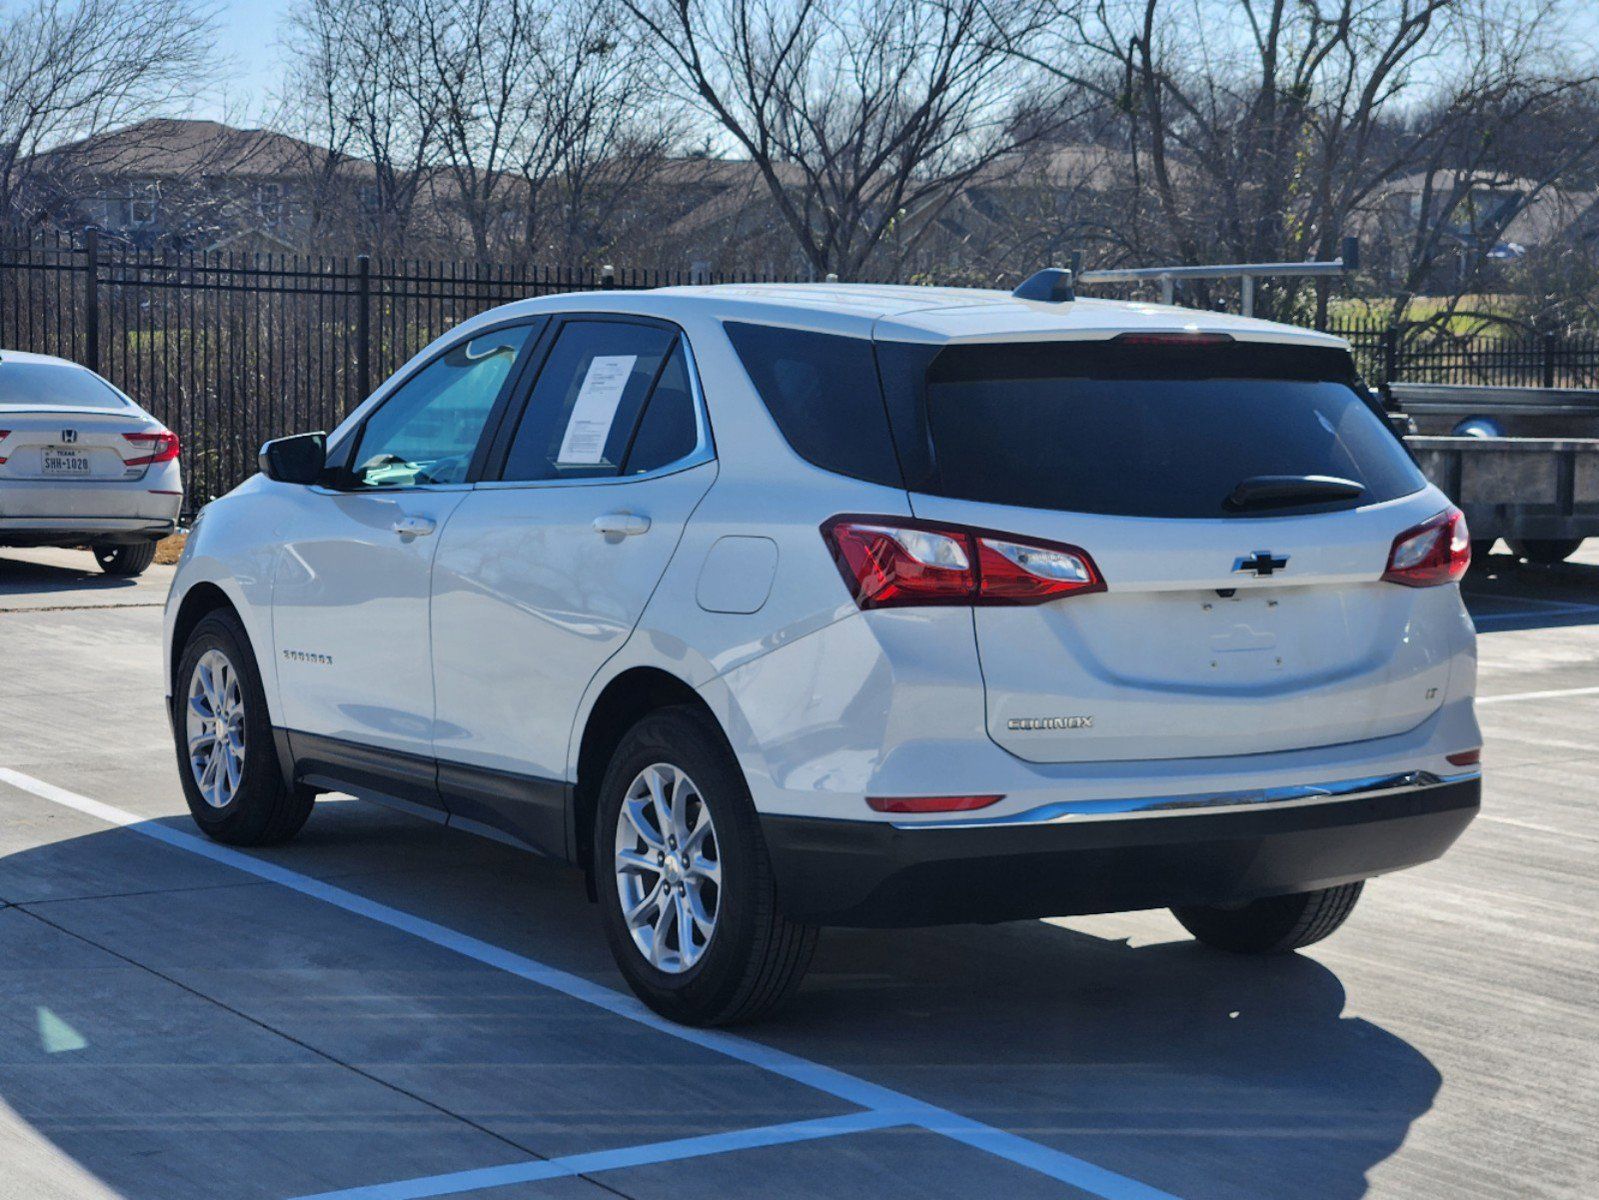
[205,0,295,121]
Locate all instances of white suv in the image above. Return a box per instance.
[164,281,1481,1025]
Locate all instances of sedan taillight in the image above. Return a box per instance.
[1382,507,1470,587]
[122,431,180,466]
[0,430,9,465]
[821,516,1105,609]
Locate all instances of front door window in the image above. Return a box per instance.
[350,326,533,488]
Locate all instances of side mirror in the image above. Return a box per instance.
[259,432,327,484]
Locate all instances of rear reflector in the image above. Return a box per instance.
[122,431,180,466]
[821,515,1104,609]
[1446,749,1481,767]
[866,794,1003,814]
[1382,507,1470,587]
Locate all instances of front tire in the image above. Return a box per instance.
[95,541,157,576]
[173,610,313,845]
[594,706,817,1026]
[1172,882,1363,954]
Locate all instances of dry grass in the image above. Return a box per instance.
[154,533,186,565]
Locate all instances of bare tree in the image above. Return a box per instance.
[1020,0,1599,322]
[281,0,450,251]
[623,0,1063,278]
[0,0,216,224]
[419,0,677,263]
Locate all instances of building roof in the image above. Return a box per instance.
[31,118,372,181]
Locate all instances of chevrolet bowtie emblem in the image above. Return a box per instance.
[1233,551,1289,577]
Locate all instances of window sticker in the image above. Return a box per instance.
[557,355,638,465]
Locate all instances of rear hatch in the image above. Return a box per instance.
[876,334,1455,763]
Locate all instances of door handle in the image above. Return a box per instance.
[592,511,651,538]
[392,515,437,538]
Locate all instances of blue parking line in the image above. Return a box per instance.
[0,768,1182,1200]
[288,1110,902,1200]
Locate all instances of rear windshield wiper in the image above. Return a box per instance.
[1225,474,1365,512]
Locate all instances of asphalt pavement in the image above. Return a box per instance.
[0,543,1594,1200]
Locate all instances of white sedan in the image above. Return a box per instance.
[0,350,182,576]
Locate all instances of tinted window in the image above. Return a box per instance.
[723,322,901,486]
[622,343,701,475]
[0,362,126,409]
[501,321,674,482]
[910,341,1424,518]
[350,325,532,488]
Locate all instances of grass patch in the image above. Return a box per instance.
[154,534,186,565]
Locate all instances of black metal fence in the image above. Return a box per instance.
[5,229,1599,512]
[1332,322,1599,390]
[0,231,793,509]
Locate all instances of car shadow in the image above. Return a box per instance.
[1463,549,1599,631]
[0,800,1441,1200]
[0,551,141,594]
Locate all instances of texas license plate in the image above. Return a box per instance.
[42,448,91,475]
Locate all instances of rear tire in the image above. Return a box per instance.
[1172,882,1363,954]
[1507,537,1583,564]
[95,541,157,576]
[593,705,817,1026]
[173,610,314,845]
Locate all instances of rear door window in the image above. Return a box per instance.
[499,320,677,482]
[898,340,1424,518]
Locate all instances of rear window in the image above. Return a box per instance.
[0,362,126,409]
[895,340,1425,518]
[723,322,901,487]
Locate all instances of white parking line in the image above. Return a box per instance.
[0,767,1180,1200]
[291,1111,902,1200]
[1477,684,1599,704]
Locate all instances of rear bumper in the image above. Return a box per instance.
[0,515,178,545]
[760,774,1480,926]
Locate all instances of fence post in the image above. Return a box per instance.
[1542,331,1557,388]
[1383,326,1399,384]
[82,227,100,374]
[355,254,371,400]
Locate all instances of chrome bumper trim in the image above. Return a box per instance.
[892,770,1481,830]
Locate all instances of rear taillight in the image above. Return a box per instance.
[0,430,8,465]
[1382,507,1470,587]
[122,431,180,466]
[820,516,1105,609]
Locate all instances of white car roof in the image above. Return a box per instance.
[490,282,1349,349]
[0,348,96,369]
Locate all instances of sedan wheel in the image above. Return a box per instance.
[614,763,721,973]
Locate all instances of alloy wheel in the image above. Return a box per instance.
[186,648,246,808]
[613,762,721,973]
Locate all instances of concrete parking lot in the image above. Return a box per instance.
[0,544,1595,1200]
